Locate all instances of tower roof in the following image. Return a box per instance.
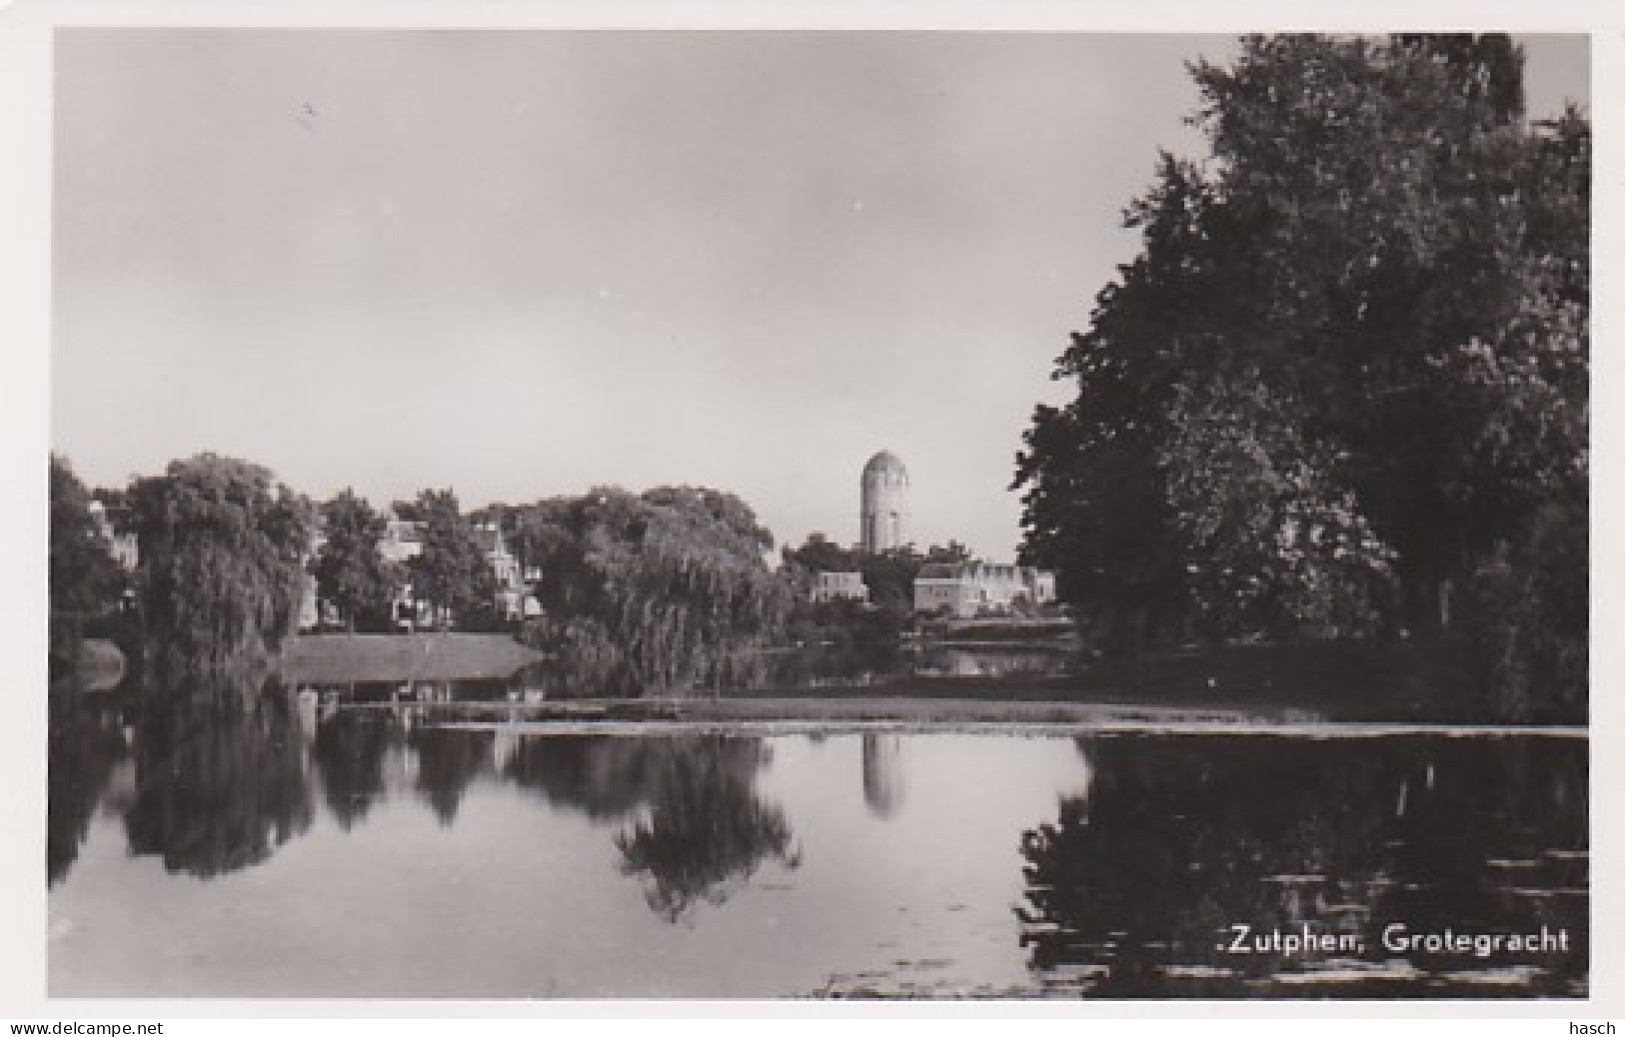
[862,450,907,478]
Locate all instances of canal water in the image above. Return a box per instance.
[48,678,1587,998]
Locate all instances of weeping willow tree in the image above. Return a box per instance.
[130,453,314,677]
[517,486,791,696]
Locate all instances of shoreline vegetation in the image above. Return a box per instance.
[71,630,1575,730]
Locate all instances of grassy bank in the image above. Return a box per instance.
[1063,638,1492,723]
[282,632,544,684]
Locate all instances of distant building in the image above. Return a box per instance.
[313,512,539,630]
[913,561,1057,619]
[299,571,321,630]
[475,523,531,621]
[860,450,909,553]
[378,516,425,628]
[810,570,869,605]
[298,522,329,631]
[379,517,424,564]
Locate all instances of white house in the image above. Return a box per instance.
[913,561,1058,619]
[809,570,870,604]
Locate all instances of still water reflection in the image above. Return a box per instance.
[49,678,1586,998]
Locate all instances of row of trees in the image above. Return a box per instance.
[53,454,547,652]
[54,449,1012,695]
[51,450,803,696]
[1013,35,1588,720]
[50,452,798,695]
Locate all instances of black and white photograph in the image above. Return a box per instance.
[21,16,1597,1007]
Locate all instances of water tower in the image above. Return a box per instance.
[860,450,910,553]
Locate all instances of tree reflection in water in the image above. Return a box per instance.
[503,734,798,921]
[123,671,313,879]
[310,708,398,830]
[614,736,799,922]
[505,734,667,821]
[48,689,129,885]
[1016,736,1588,997]
[410,726,494,826]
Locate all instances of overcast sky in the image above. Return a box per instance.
[51,31,1590,559]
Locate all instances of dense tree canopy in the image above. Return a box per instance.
[130,453,313,675]
[405,489,497,630]
[1013,35,1587,718]
[780,532,860,577]
[517,486,791,696]
[313,489,402,631]
[49,455,122,674]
